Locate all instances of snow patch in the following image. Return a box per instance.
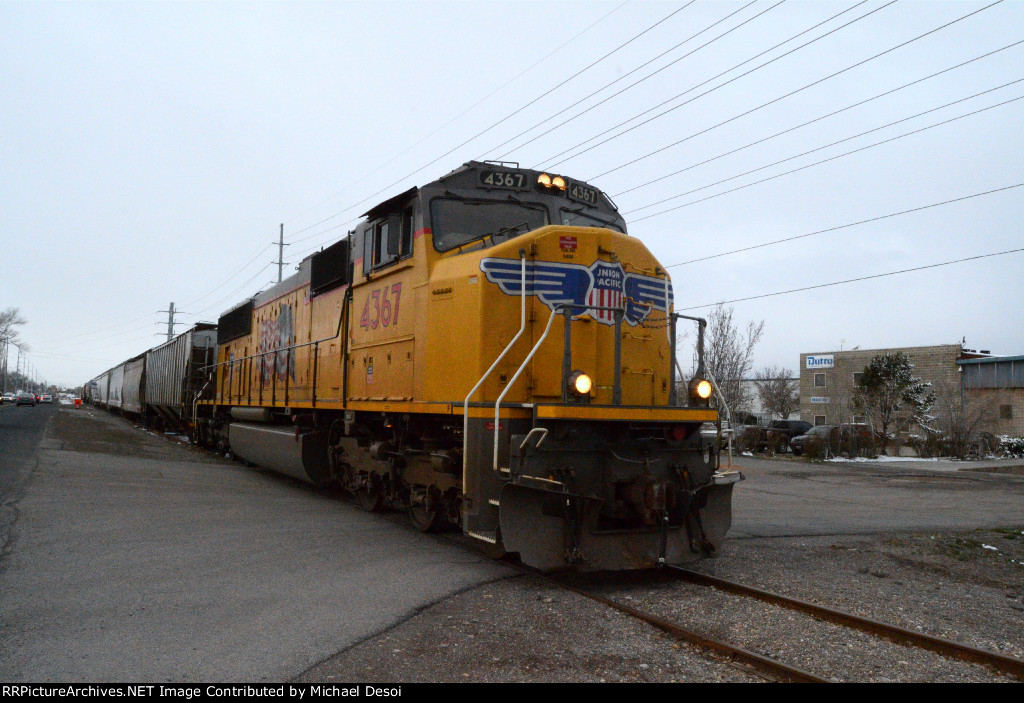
[826,456,940,463]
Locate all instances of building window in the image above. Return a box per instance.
[1001,404,1013,419]
[814,415,826,426]
[814,373,826,387]
[853,415,866,424]
[853,372,864,386]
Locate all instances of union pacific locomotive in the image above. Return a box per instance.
[86,161,740,571]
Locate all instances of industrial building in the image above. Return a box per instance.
[797,344,988,429]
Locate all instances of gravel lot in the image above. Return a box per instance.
[582,528,1023,682]
[295,573,761,683]
[298,528,1023,683]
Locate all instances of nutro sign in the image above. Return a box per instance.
[806,354,834,369]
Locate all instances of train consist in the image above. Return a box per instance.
[86,161,740,571]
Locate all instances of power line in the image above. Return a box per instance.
[483,0,775,161]
[281,1,631,229]
[630,92,1024,222]
[181,243,274,308]
[605,38,1024,190]
[190,263,275,318]
[28,311,156,347]
[30,323,159,354]
[536,0,897,169]
[539,0,1004,170]
[678,247,1024,311]
[626,79,1024,215]
[282,2,694,243]
[665,183,1023,268]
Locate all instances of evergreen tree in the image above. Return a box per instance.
[856,352,935,454]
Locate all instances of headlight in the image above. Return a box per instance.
[688,377,713,406]
[537,173,552,187]
[567,370,592,396]
[696,380,712,399]
[551,175,567,191]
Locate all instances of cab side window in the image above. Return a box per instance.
[363,207,415,275]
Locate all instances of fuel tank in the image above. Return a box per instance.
[228,423,333,486]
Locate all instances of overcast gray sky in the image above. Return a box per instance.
[2,0,1021,387]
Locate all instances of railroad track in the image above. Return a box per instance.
[318,484,1024,682]
[552,566,1024,683]
[665,566,1024,681]
[552,574,829,683]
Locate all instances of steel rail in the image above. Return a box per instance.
[552,578,830,683]
[668,566,1024,681]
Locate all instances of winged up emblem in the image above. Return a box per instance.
[480,258,673,326]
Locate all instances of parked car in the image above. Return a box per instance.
[791,423,883,458]
[790,425,834,456]
[766,419,813,453]
[16,392,37,406]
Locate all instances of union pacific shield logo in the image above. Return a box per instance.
[480,257,673,327]
[587,261,624,324]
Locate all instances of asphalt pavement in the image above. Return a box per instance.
[0,405,511,682]
[729,455,1024,538]
[0,401,56,549]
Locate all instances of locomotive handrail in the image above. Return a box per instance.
[202,335,337,408]
[198,335,338,371]
[494,302,562,473]
[464,253,527,494]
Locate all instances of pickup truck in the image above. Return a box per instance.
[735,420,812,453]
[764,420,813,453]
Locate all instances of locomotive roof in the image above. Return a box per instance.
[358,160,620,223]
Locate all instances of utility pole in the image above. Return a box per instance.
[157,302,188,342]
[274,223,289,283]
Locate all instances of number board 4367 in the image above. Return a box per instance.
[567,182,599,206]
[479,170,529,190]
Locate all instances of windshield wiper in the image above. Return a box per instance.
[455,221,530,252]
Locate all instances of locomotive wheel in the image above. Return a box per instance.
[357,486,385,512]
[408,501,442,532]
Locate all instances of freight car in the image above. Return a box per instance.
[84,161,740,571]
[84,323,217,431]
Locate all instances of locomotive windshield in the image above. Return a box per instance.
[559,207,624,232]
[430,198,548,252]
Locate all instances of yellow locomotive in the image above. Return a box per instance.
[199,161,739,570]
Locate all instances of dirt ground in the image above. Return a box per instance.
[297,527,1023,683]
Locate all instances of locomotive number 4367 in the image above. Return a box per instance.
[359,282,403,330]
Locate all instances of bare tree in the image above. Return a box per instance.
[0,307,26,345]
[0,308,27,393]
[930,377,997,458]
[696,305,764,418]
[754,366,798,421]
